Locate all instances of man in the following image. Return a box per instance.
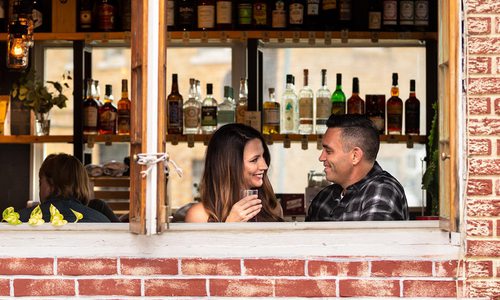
[306,114,409,221]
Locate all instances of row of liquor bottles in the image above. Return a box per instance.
[168,0,435,33]
[82,78,131,135]
[166,71,421,136]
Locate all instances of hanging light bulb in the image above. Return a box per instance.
[7,20,29,69]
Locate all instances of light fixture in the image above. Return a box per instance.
[7,20,29,69]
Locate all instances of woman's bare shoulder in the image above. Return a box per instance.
[184,202,209,223]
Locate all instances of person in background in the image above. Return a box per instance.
[306,114,409,221]
[185,123,283,222]
[19,153,111,223]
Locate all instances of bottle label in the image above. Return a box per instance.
[272,10,286,28]
[331,102,345,115]
[289,4,304,24]
[399,0,414,25]
[184,106,200,128]
[415,0,429,25]
[84,106,98,127]
[238,4,252,25]
[316,97,332,119]
[383,0,397,25]
[284,101,294,131]
[236,104,247,123]
[167,1,175,26]
[307,0,320,15]
[253,3,268,25]
[198,5,215,29]
[201,106,217,126]
[368,12,382,30]
[98,3,115,31]
[217,1,232,24]
[322,0,337,10]
[179,6,195,26]
[99,108,117,133]
[168,101,182,127]
[264,108,280,125]
[118,110,131,133]
[339,0,351,21]
[217,110,235,125]
[80,9,93,29]
[299,97,313,119]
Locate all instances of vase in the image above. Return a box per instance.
[34,112,51,136]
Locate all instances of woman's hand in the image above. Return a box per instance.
[225,194,262,222]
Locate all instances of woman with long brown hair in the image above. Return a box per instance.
[185,123,283,222]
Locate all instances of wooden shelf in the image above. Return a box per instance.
[0,32,131,42]
[0,135,73,144]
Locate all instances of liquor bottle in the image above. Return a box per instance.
[298,69,314,134]
[96,0,117,32]
[236,78,248,124]
[288,0,305,29]
[218,86,235,128]
[98,84,118,135]
[331,73,346,115]
[368,0,382,31]
[366,94,386,134]
[386,73,403,134]
[0,0,6,32]
[184,78,201,134]
[83,79,99,135]
[338,0,352,30]
[167,74,184,134]
[414,0,429,31]
[262,88,280,134]
[197,0,215,30]
[201,83,218,134]
[382,0,398,31]
[316,69,332,134]
[281,74,298,134]
[196,79,202,100]
[399,0,415,30]
[253,0,270,29]
[117,79,132,135]
[347,77,365,114]
[216,0,233,30]
[237,0,252,28]
[305,0,320,29]
[321,0,338,30]
[79,0,94,31]
[405,79,420,135]
[271,0,286,29]
[93,80,102,106]
[121,0,132,31]
[177,0,197,31]
[167,0,175,30]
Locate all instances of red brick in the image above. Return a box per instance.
[181,258,240,275]
[468,56,492,73]
[467,179,493,195]
[308,260,369,276]
[120,258,177,275]
[466,0,500,14]
[495,179,500,196]
[466,280,500,298]
[467,198,500,216]
[469,97,491,115]
[339,279,399,297]
[468,77,500,95]
[495,98,500,114]
[469,139,492,155]
[469,158,500,175]
[435,260,459,277]
[244,259,305,276]
[210,279,273,297]
[57,258,117,275]
[13,279,74,297]
[145,279,206,297]
[0,258,53,275]
[497,17,500,34]
[468,17,492,35]
[467,240,500,257]
[275,279,336,297]
[468,118,500,136]
[466,260,494,277]
[0,279,9,296]
[403,280,457,297]
[79,279,140,296]
[497,260,500,275]
[371,260,432,277]
[497,219,500,236]
[467,219,494,236]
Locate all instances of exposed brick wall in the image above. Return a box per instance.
[465,0,500,297]
[0,257,461,298]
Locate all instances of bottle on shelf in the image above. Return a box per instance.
[167,73,184,135]
[96,0,117,32]
[368,0,382,31]
[288,0,305,29]
[399,0,415,31]
[305,0,320,29]
[298,69,314,134]
[386,72,403,134]
[315,69,332,135]
[117,79,132,135]
[321,0,338,30]
[98,84,117,135]
[121,0,132,31]
[184,78,202,134]
[366,94,386,134]
[93,80,102,106]
[79,0,94,31]
[414,0,429,31]
[0,0,6,32]
[253,0,270,29]
[201,83,218,134]
[338,0,352,30]
[218,86,235,128]
[236,78,248,124]
[281,74,298,134]
[271,0,287,29]
[167,0,175,31]
[237,0,252,28]
[177,0,197,31]
[382,0,398,31]
[262,88,280,135]
[197,0,215,30]
[347,77,365,114]
[83,79,99,135]
[216,0,233,30]
[405,79,420,135]
[331,73,346,116]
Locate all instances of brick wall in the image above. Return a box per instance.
[465,0,500,298]
[0,257,461,298]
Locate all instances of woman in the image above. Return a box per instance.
[19,153,110,223]
[185,123,283,222]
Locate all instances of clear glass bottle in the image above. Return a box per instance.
[331,73,346,116]
[281,74,298,134]
[117,79,131,135]
[315,69,332,134]
[298,69,314,134]
[218,86,235,128]
[93,80,102,106]
[83,79,99,135]
[262,88,280,134]
[347,77,365,114]
[98,84,117,135]
[387,72,403,134]
[405,79,420,135]
[236,78,248,124]
[184,78,201,134]
[167,73,184,134]
[201,83,218,134]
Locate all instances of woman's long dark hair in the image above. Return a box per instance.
[200,123,282,222]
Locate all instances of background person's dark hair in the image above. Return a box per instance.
[326,114,380,162]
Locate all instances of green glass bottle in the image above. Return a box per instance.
[331,73,346,116]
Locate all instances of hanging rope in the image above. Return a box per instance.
[135,152,183,179]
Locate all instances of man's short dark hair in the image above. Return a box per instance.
[326,114,380,162]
